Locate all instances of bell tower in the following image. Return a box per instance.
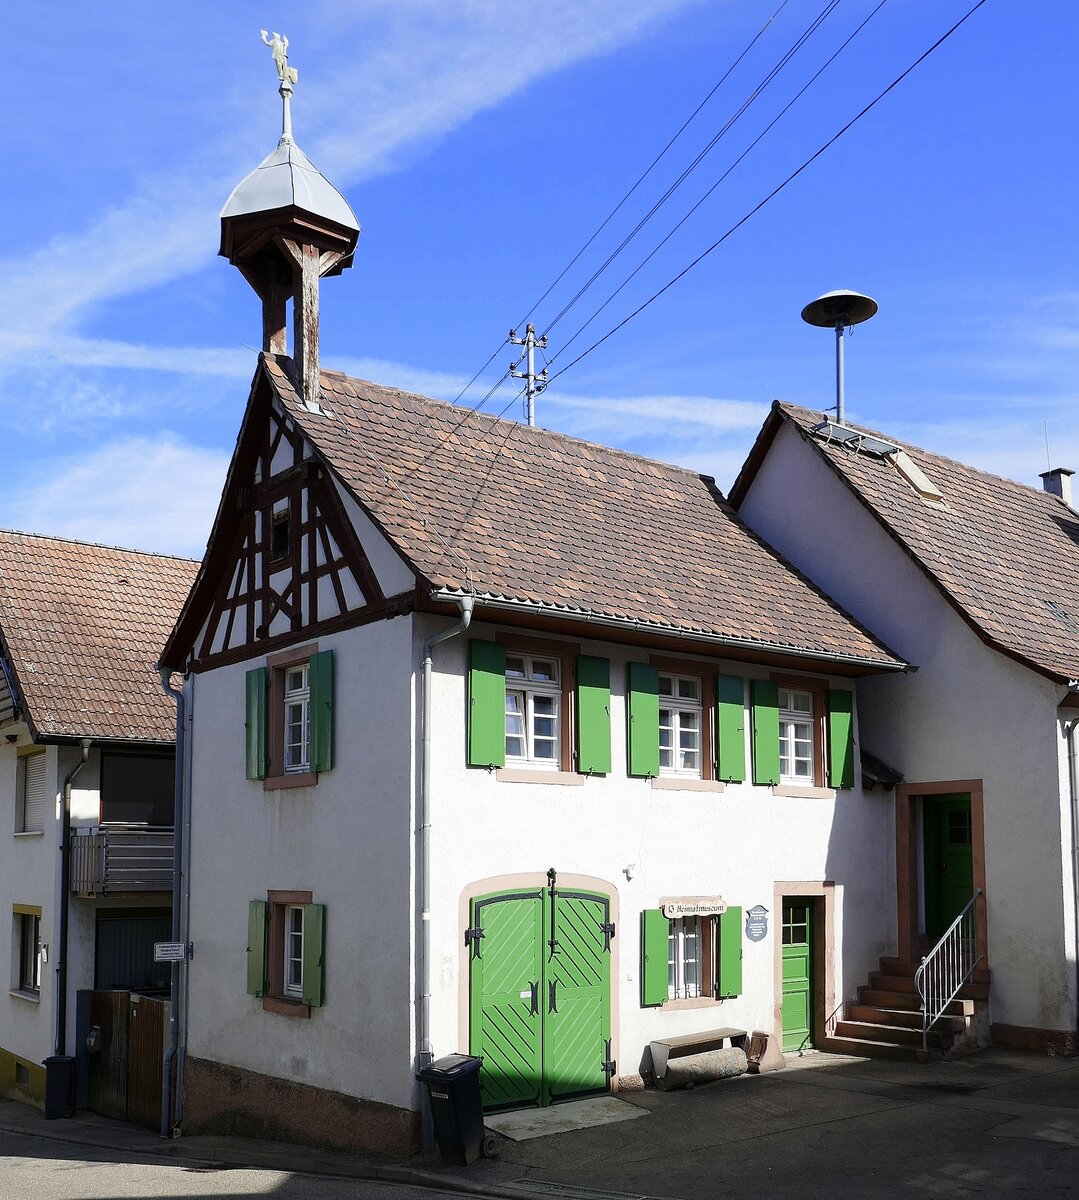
[220,32,360,410]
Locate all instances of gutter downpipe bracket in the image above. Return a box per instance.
[417,592,474,1148]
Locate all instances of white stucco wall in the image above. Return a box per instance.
[421,614,896,1087]
[1,738,60,1069]
[739,421,1075,1032]
[185,613,416,1109]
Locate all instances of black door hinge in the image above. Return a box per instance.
[465,926,484,958]
[602,921,616,951]
[603,1039,616,1079]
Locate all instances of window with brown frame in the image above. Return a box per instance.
[15,910,41,995]
[651,656,717,781]
[495,634,576,772]
[771,673,828,788]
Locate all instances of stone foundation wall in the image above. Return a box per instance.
[182,1057,419,1157]
[991,1023,1079,1057]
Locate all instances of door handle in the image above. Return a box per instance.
[529,981,539,1015]
[548,980,558,1014]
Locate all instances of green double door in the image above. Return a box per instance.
[469,887,612,1110]
[922,793,974,942]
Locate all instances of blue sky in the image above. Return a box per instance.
[4,1,1076,557]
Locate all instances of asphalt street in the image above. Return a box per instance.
[0,1128,460,1199]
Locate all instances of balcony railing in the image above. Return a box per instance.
[70,826,174,896]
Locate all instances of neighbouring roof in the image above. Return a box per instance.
[250,355,902,670]
[731,401,1079,683]
[860,748,903,790]
[0,531,199,741]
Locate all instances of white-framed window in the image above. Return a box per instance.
[779,688,815,783]
[284,663,310,774]
[505,654,561,768]
[659,673,702,776]
[668,915,713,999]
[284,904,304,998]
[16,752,47,834]
[17,912,41,995]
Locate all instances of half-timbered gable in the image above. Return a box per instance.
[164,369,416,673]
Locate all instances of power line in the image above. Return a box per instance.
[551,0,891,365]
[545,0,991,389]
[538,0,842,341]
[512,0,795,334]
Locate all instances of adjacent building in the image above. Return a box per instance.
[732,402,1079,1055]
[0,532,197,1114]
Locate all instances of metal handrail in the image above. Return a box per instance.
[914,888,983,1050]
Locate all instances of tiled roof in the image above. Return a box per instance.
[0,531,199,741]
[771,402,1079,682]
[261,356,901,668]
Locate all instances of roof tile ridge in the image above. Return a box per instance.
[0,528,199,564]
[314,368,709,481]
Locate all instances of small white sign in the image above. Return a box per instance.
[661,897,727,919]
[153,941,187,963]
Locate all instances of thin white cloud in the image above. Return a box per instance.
[9,436,229,559]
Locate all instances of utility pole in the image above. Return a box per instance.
[509,324,548,426]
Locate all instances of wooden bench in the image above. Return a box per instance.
[649,1026,748,1083]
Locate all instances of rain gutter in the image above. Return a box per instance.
[428,588,907,673]
[56,738,91,1056]
[417,594,474,1144]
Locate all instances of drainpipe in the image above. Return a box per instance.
[417,595,473,1113]
[57,738,91,1057]
[1065,713,1079,1040]
[159,667,187,1137]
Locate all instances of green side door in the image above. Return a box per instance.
[545,892,612,1104]
[469,886,612,1110]
[781,899,813,1053]
[923,793,974,942]
[469,891,545,1109]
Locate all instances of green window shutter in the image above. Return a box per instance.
[468,639,506,768]
[246,900,267,997]
[627,662,660,778]
[751,679,780,785]
[308,650,335,773]
[302,903,326,1008]
[640,908,669,1007]
[576,655,611,775]
[717,906,743,998]
[715,674,746,783]
[828,688,855,789]
[245,668,268,780]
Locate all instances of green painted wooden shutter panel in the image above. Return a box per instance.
[716,674,746,783]
[246,900,267,997]
[828,689,855,789]
[302,903,326,1007]
[468,639,506,768]
[627,662,660,778]
[576,655,611,775]
[751,679,780,785]
[717,906,743,998]
[640,908,669,1006]
[245,668,268,781]
[308,650,334,773]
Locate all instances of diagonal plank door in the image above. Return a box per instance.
[469,891,544,1110]
[544,892,611,1104]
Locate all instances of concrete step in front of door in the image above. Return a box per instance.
[834,1019,950,1050]
[845,1004,966,1034]
[819,1034,933,1064]
[878,957,990,985]
[868,972,989,1001]
[857,987,975,1017]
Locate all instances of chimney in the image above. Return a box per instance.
[1040,467,1074,508]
